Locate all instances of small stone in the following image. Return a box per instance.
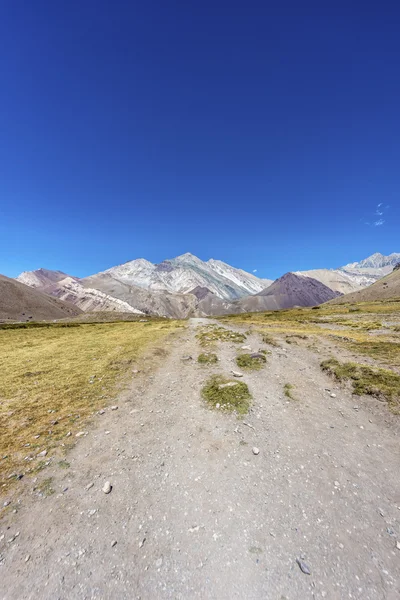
[98,409,105,415]
[37,450,47,458]
[110,406,118,411]
[139,537,146,548]
[241,345,251,350]
[181,356,193,361]
[252,447,260,455]
[3,500,10,507]
[387,527,395,536]
[218,382,238,389]
[25,554,31,562]
[88,509,97,517]
[102,481,112,494]
[396,541,400,550]
[111,540,117,547]
[216,403,220,409]
[231,371,243,377]
[155,557,163,568]
[296,558,311,575]
[330,393,336,398]
[86,482,94,490]
[334,481,340,488]
[66,431,71,437]
[75,431,86,437]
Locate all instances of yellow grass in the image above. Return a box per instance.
[0,320,182,493]
[219,301,400,368]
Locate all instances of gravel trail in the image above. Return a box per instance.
[1,319,399,599]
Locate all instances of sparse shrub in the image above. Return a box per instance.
[262,333,279,347]
[321,358,400,412]
[201,375,251,414]
[198,353,218,364]
[236,353,266,370]
[284,383,296,400]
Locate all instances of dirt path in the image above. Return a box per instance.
[1,319,400,599]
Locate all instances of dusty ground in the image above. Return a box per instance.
[1,318,399,599]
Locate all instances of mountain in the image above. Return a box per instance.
[343,252,400,270]
[81,273,198,318]
[299,252,400,294]
[328,263,400,304]
[0,274,82,322]
[98,253,272,300]
[17,268,75,288]
[44,277,144,314]
[236,273,341,312]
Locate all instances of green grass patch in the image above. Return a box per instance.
[321,358,400,413]
[236,353,267,370]
[198,353,218,364]
[261,333,279,347]
[201,375,251,414]
[284,383,296,400]
[347,340,400,366]
[196,326,246,347]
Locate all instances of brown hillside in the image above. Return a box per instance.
[328,265,400,304]
[0,274,82,321]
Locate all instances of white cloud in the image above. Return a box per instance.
[365,203,389,227]
[253,269,257,273]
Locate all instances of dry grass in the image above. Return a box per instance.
[219,301,400,369]
[0,320,182,493]
[321,358,400,413]
[196,325,246,347]
[283,383,296,400]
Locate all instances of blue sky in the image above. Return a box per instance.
[1,1,399,280]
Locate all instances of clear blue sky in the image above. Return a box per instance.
[1,1,399,280]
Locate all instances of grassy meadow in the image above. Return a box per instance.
[0,319,182,493]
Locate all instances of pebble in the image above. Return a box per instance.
[3,500,10,507]
[110,406,118,411]
[66,432,71,437]
[155,557,163,568]
[76,431,86,437]
[111,540,117,547]
[396,541,400,550]
[88,509,97,517]
[102,481,112,494]
[139,537,146,548]
[330,393,336,398]
[252,447,260,455]
[231,371,243,377]
[218,382,238,389]
[296,558,311,574]
[37,450,47,458]
[25,554,31,562]
[98,409,105,415]
[86,482,94,491]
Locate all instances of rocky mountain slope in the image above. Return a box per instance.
[328,263,400,304]
[236,272,340,312]
[16,268,74,288]
[343,252,400,270]
[0,274,82,321]
[299,252,399,293]
[44,277,144,314]
[82,273,199,318]
[99,253,272,300]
